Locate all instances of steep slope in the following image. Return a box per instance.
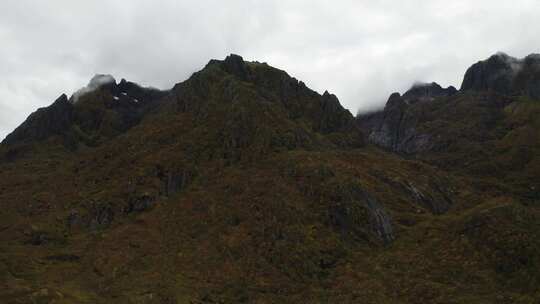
[2,94,74,146]
[2,75,168,151]
[1,54,540,303]
[358,53,540,199]
[461,53,540,99]
[402,82,457,103]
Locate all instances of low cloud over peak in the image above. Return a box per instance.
[72,74,116,102]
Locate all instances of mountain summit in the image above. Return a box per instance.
[461,52,540,98]
[2,54,363,151]
[2,75,167,147]
[1,53,540,303]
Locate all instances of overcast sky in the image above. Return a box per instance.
[1,0,539,140]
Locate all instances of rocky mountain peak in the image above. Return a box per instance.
[89,74,116,87]
[204,53,251,80]
[402,82,457,103]
[222,53,249,78]
[2,55,364,151]
[1,94,74,145]
[384,92,405,109]
[173,54,365,149]
[461,52,540,99]
[2,74,169,147]
[72,74,117,102]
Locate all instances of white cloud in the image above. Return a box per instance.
[72,74,116,102]
[1,0,539,139]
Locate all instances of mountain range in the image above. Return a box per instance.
[1,52,539,303]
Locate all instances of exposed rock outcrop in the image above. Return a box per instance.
[461,53,540,99]
[358,52,540,156]
[329,182,394,245]
[358,92,432,154]
[402,82,457,103]
[66,202,115,231]
[404,181,453,214]
[156,165,197,196]
[174,54,365,151]
[2,76,168,148]
[126,193,156,213]
[87,201,115,231]
[358,80,459,154]
[72,76,168,141]
[2,94,74,145]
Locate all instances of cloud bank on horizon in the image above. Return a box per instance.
[1,0,539,139]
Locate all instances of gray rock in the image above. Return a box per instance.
[2,94,74,145]
[461,53,517,95]
[363,192,395,244]
[402,82,457,103]
[1,75,168,148]
[461,52,540,99]
[358,92,434,154]
[362,93,428,153]
[222,54,250,80]
[358,52,540,156]
[25,230,50,246]
[126,193,156,213]
[405,182,452,214]
[87,202,114,230]
[157,166,196,196]
[329,182,394,245]
[66,209,81,229]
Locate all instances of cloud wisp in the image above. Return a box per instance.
[72,74,116,102]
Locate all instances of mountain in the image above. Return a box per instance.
[461,52,540,99]
[1,53,540,303]
[402,82,457,103]
[358,53,540,199]
[2,75,168,149]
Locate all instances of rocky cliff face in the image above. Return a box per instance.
[2,94,74,145]
[206,54,363,141]
[402,82,457,103]
[358,52,540,199]
[357,83,453,154]
[461,52,540,99]
[2,75,168,149]
[360,52,540,155]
